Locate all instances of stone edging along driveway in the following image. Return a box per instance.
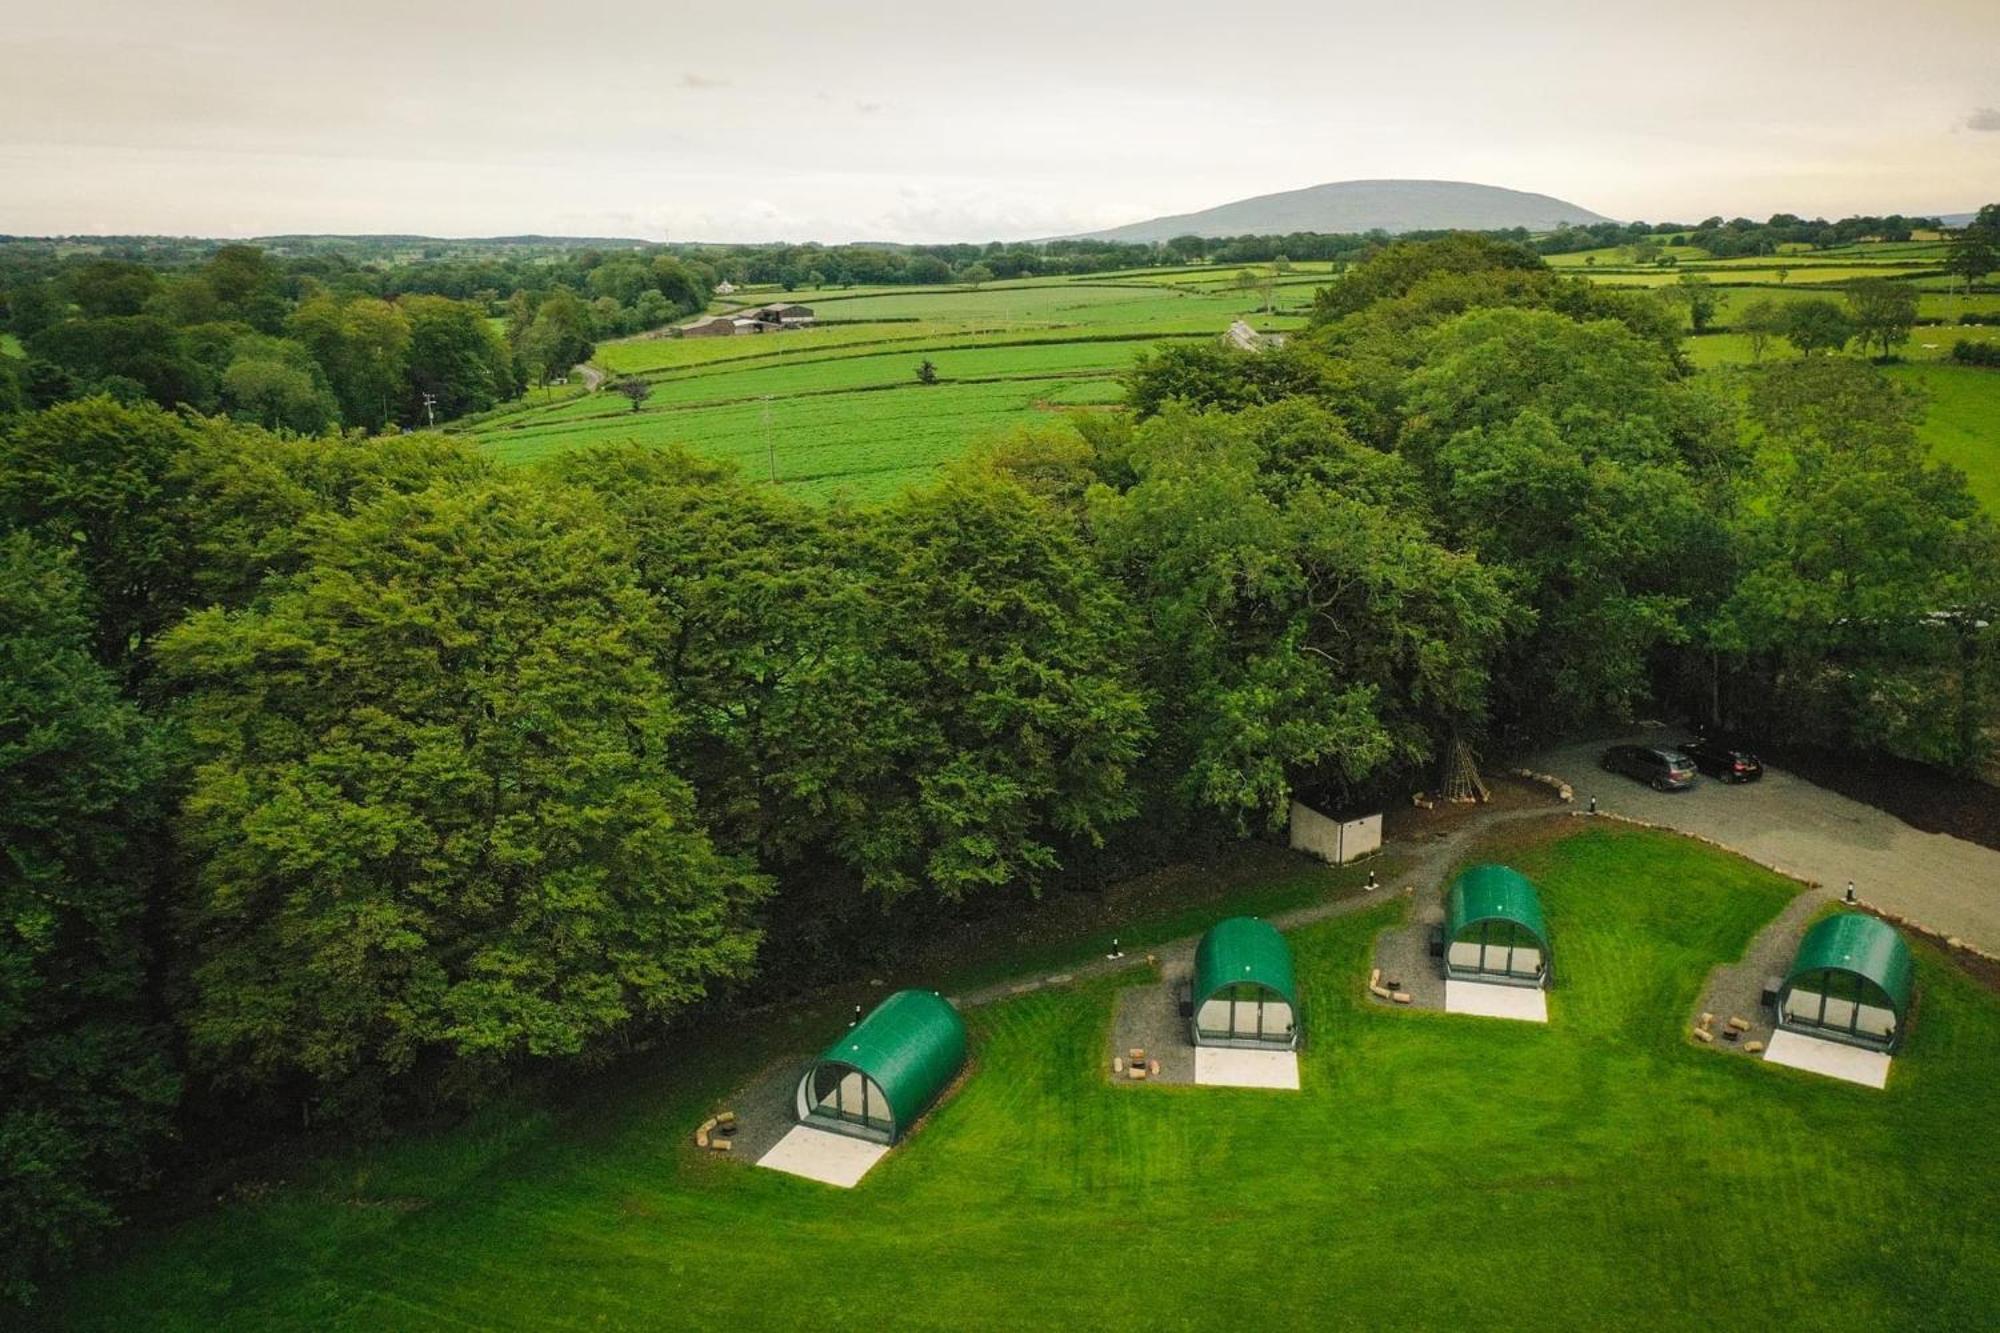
[952,756,2000,1021]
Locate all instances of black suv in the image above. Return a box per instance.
[1599,744,1698,791]
[1676,736,1763,782]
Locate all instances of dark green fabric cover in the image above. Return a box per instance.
[1784,913,1914,1021]
[1192,916,1298,1008]
[815,989,967,1133]
[1445,863,1550,951]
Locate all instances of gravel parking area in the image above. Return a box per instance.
[1535,730,2000,957]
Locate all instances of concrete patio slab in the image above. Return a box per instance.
[1445,979,1549,1023]
[1193,1047,1300,1089]
[756,1125,890,1188]
[1763,1030,1892,1089]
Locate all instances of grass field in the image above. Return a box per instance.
[1889,362,2000,512]
[454,244,1999,505]
[60,823,2000,1329]
[464,270,1306,498]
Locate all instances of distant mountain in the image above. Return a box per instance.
[1075,179,1612,242]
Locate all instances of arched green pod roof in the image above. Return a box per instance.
[1784,914,1914,1024]
[1446,864,1550,952]
[1193,916,1297,1008]
[814,989,967,1134]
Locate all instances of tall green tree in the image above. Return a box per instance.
[1715,359,2000,768]
[1735,297,1784,362]
[287,295,411,432]
[1090,406,1511,823]
[171,420,489,612]
[199,245,287,332]
[24,316,214,411]
[217,334,341,434]
[1845,278,1920,360]
[514,289,593,389]
[63,261,159,319]
[848,472,1150,898]
[1778,298,1855,356]
[1670,273,1719,333]
[1944,216,1997,294]
[1398,308,1732,728]
[160,477,768,1118]
[0,397,199,675]
[0,534,176,1306]
[551,447,880,868]
[401,295,515,422]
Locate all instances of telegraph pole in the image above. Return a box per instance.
[421,391,437,428]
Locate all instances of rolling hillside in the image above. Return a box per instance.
[1077,178,1611,241]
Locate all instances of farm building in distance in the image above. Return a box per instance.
[1775,914,1913,1052]
[1442,865,1551,988]
[751,301,815,326]
[793,989,967,1144]
[679,303,815,338]
[681,315,738,338]
[1189,917,1300,1049]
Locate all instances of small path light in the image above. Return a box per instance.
[1366,869,1378,892]
[849,1003,863,1028]
[1846,881,1856,904]
[1107,936,1125,960]
[1588,794,1598,814]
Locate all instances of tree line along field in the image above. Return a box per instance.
[56,824,2000,1330]
[456,240,2000,507]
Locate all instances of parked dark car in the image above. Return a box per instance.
[1676,736,1763,782]
[1599,744,1698,791]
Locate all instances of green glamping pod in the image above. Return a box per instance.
[794,990,968,1144]
[1775,914,1914,1052]
[1443,864,1551,989]
[1189,917,1301,1050]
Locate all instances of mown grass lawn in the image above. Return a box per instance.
[61,824,2000,1330]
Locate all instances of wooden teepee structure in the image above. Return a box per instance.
[1440,736,1491,804]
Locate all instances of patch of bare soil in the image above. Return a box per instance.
[1760,743,2000,854]
[1381,774,1557,844]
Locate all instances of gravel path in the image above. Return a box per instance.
[950,804,1563,1013]
[1370,900,1447,1013]
[1687,891,1825,1059]
[1106,974,1196,1085]
[1535,730,2000,956]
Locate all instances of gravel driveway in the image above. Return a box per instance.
[1535,730,2000,956]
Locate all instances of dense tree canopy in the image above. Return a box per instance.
[1089,405,1509,821]
[3,227,1996,1307]
[0,534,174,1304]
[161,477,768,1116]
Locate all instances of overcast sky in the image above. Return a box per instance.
[3,0,1997,242]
